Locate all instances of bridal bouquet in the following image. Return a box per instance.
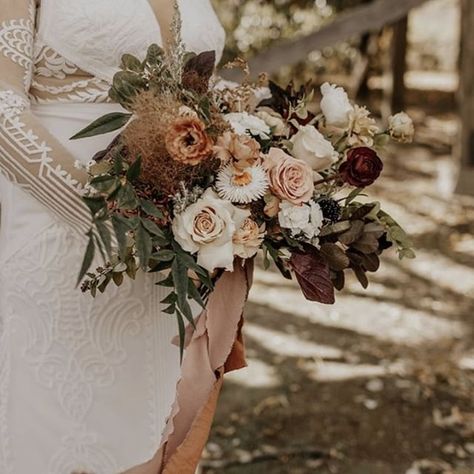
[73,42,415,356]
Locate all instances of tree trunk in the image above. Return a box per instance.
[456,0,474,195]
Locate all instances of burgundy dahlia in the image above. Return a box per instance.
[339,147,383,187]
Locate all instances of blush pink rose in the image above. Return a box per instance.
[264,148,314,205]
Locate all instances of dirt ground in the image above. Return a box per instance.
[201,109,474,474]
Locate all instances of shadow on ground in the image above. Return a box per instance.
[203,112,474,474]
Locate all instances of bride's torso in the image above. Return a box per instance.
[31,0,225,103]
[0,2,224,473]
[0,0,226,261]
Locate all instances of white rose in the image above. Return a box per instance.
[388,112,414,143]
[225,112,271,139]
[320,82,354,128]
[278,200,324,241]
[290,125,338,171]
[172,189,249,272]
[256,108,288,136]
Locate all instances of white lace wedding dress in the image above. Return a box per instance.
[0,1,225,473]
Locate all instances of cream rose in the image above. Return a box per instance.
[278,200,324,241]
[233,218,265,259]
[225,112,271,139]
[388,112,414,143]
[320,82,354,129]
[264,148,314,205]
[290,125,338,171]
[172,189,249,272]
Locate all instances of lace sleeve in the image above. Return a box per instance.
[0,0,91,235]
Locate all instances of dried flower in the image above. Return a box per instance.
[256,107,288,136]
[213,131,261,169]
[216,163,269,204]
[339,147,383,187]
[225,112,271,139]
[264,148,314,205]
[263,193,281,218]
[166,116,213,165]
[347,105,379,147]
[233,218,266,259]
[388,112,414,143]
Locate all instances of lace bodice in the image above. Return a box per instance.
[0,0,225,232]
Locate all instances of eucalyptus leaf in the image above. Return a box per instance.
[121,53,143,72]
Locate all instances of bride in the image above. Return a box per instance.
[0,0,225,472]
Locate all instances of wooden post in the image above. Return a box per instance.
[391,16,408,113]
[456,0,474,195]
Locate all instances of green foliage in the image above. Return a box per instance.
[70,112,132,140]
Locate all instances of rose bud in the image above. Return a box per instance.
[339,147,383,187]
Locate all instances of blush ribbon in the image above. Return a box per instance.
[122,259,253,474]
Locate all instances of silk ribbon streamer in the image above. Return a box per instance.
[123,259,253,474]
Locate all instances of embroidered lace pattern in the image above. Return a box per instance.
[0,0,91,234]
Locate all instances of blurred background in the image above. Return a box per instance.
[203,0,474,473]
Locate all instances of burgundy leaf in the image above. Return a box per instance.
[183,51,216,81]
[289,248,335,305]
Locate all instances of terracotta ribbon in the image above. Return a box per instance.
[122,259,253,474]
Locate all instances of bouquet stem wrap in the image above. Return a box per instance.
[123,259,253,474]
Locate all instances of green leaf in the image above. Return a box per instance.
[90,175,120,194]
[140,199,164,219]
[95,220,112,258]
[172,258,195,327]
[126,156,142,182]
[77,230,95,286]
[141,217,165,239]
[89,161,112,176]
[83,196,107,217]
[135,223,152,270]
[112,215,131,260]
[113,151,124,174]
[158,272,174,287]
[188,278,205,309]
[116,183,139,210]
[151,249,175,262]
[112,271,124,286]
[176,310,186,363]
[121,53,143,72]
[172,241,213,289]
[93,231,107,263]
[146,43,164,65]
[70,112,132,140]
[161,292,177,305]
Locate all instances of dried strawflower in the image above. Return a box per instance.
[216,163,269,204]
